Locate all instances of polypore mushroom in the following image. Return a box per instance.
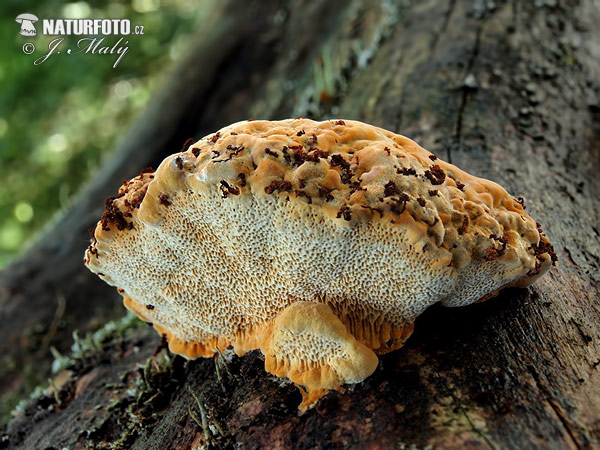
[15,13,38,36]
[84,119,556,408]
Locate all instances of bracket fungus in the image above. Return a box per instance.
[84,118,556,408]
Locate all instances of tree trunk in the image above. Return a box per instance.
[1,0,599,449]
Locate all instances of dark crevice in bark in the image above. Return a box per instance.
[430,0,458,54]
[452,23,483,163]
[394,52,407,133]
[502,316,586,450]
[527,365,585,450]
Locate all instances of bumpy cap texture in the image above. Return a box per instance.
[84,118,555,406]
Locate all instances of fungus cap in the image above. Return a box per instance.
[84,118,556,408]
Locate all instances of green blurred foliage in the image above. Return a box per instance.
[0,0,214,268]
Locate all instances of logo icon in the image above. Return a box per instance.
[15,13,38,37]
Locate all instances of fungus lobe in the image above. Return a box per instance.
[84,119,555,409]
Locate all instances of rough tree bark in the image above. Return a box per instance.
[1,0,599,449]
